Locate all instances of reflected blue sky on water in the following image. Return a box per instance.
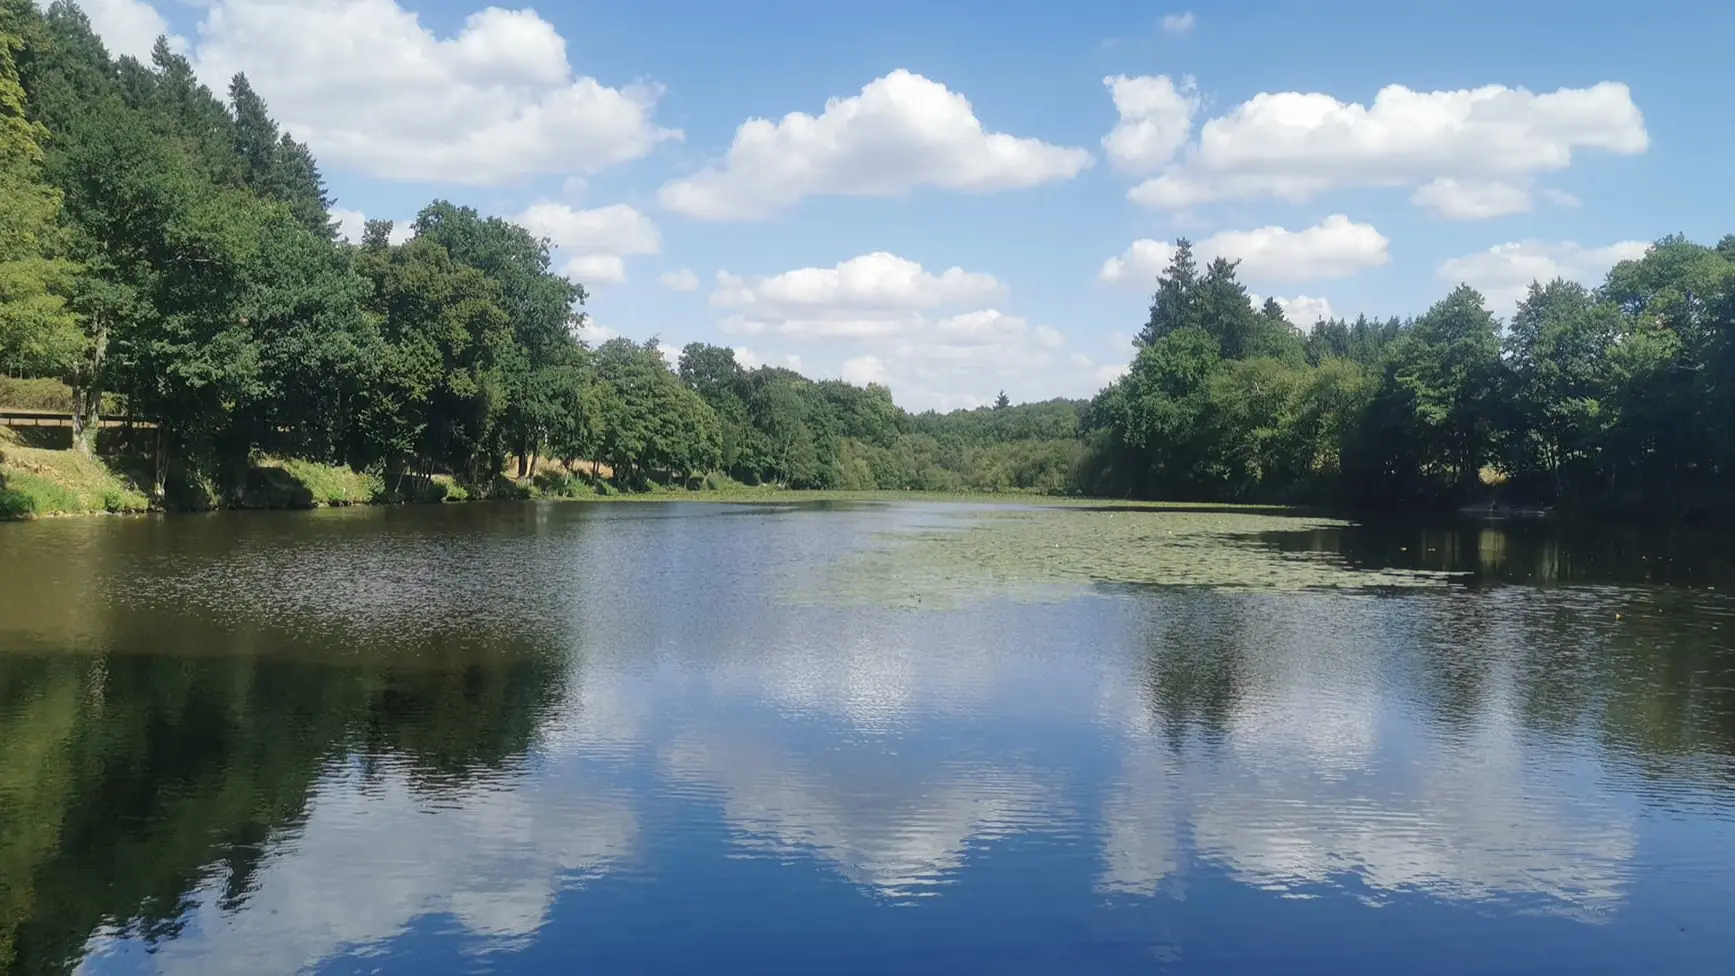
[2,502,1732,974]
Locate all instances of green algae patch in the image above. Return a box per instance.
[788,507,1462,608]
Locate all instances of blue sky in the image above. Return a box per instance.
[66,0,1735,409]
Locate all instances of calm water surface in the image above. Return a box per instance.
[2,500,1734,974]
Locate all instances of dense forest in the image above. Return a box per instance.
[3,0,1734,517]
[1085,234,1735,518]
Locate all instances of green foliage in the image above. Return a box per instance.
[1088,232,1735,519]
[0,468,76,516]
[702,469,743,491]
[411,200,584,476]
[585,338,719,488]
[672,342,1086,493]
[1084,326,1221,498]
[1377,284,1506,500]
[531,467,611,498]
[0,3,78,376]
[228,73,335,238]
[0,626,568,971]
[1305,314,1404,367]
[908,397,1084,443]
[1499,280,1621,500]
[1140,238,1201,345]
[0,375,77,410]
[354,227,510,486]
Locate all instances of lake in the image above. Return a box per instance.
[2,500,1734,974]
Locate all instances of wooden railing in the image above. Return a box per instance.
[0,409,155,430]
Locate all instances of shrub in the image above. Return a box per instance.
[701,470,744,492]
[0,377,125,413]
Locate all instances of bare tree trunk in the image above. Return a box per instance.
[231,448,250,506]
[69,316,108,457]
[70,386,93,456]
[152,428,167,501]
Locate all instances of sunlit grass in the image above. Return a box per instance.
[0,441,149,519]
[247,457,384,508]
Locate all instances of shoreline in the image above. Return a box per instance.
[5,424,1300,521]
[0,483,1299,522]
[7,432,1708,528]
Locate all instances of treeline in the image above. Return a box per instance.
[675,342,1084,492]
[1083,234,1735,518]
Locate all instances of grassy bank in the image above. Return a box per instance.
[1,434,587,520]
[0,429,150,519]
[0,454,487,522]
[236,457,384,509]
[1,431,1294,522]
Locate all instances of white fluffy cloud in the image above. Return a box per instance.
[821,309,1084,410]
[1126,81,1647,216]
[1251,294,1336,328]
[1275,296,1334,327]
[1098,596,1636,913]
[707,253,1098,409]
[1102,75,1199,173]
[1436,239,1649,315]
[660,268,701,292]
[331,207,367,244]
[514,203,659,285]
[185,0,678,185]
[659,69,1093,220]
[38,0,185,60]
[1409,178,1533,220]
[840,355,888,386]
[136,766,636,973]
[1541,187,1582,209]
[732,347,804,372]
[516,203,659,255]
[575,319,618,345]
[330,207,413,245]
[1097,241,1176,285]
[1100,214,1389,285]
[712,251,1005,333]
[666,733,1057,897]
[1160,12,1196,36]
[561,254,626,284]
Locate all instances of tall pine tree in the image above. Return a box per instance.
[229,73,335,238]
[1139,238,1201,346]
